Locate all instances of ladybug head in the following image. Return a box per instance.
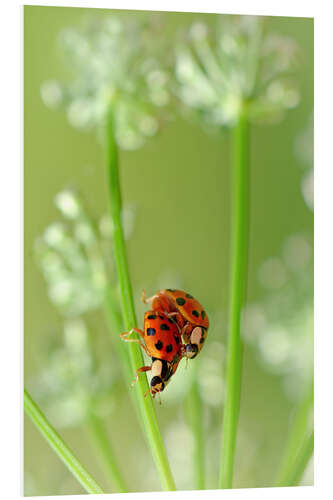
[184,343,199,359]
[150,376,165,396]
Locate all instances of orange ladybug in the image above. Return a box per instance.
[142,289,209,359]
[120,310,183,398]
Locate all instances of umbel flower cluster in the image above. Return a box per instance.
[35,189,135,317]
[41,15,169,150]
[174,16,300,127]
[30,318,119,427]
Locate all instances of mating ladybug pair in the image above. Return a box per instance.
[120,289,209,399]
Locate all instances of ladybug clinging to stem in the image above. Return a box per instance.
[142,289,209,359]
[120,310,183,400]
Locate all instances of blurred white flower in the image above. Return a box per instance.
[258,257,288,290]
[295,113,314,211]
[40,80,63,108]
[295,112,313,169]
[242,233,313,401]
[29,319,118,428]
[282,234,312,272]
[36,190,107,316]
[54,190,82,219]
[36,188,136,318]
[165,420,194,488]
[242,304,267,342]
[41,15,169,150]
[259,327,291,366]
[175,16,299,127]
[301,169,314,211]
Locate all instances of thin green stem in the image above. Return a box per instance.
[86,411,127,493]
[219,107,250,489]
[102,109,176,491]
[279,430,314,487]
[24,389,104,495]
[185,367,205,489]
[275,381,314,487]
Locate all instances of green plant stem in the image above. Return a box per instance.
[102,110,176,492]
[185,367,205,489]
[24,389,104,495]
[280,430,314,486]
[219,107,250,489]
[275,380,314,487]
[86,411,127,493]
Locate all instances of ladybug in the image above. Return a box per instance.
[142,289,209,359]
[120,310,183,399]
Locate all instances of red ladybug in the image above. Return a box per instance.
[142,289,209,359]
[120,310,183,398]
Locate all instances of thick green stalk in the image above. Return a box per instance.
[24,389,104,494]
[185,368,205,489]
[276,381,314,487]
[219,108,250,489]
[102,110,176,491]
[86,411,127,493]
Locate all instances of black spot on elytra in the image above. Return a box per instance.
[159,315,164,320]
[160,323,170,331]
[147,328,156,336]
[155,340,163,350]
[201,310,206,319]
[192,310,199,318]
[165,344,173,353]
[168,317,174,324]
[147,314,156,320]
[176,297,186,306]
[174,335,180,344]
[186,293,194,299]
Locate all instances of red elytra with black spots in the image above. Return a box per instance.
[143,310,183,366]
[149,289,209,355]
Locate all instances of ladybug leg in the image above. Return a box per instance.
[180,322,192,342]
[131,365,151,386]
[164,312,182,332]
[142,290,157,304]
[120,327,145,340]
[120,328,150,356]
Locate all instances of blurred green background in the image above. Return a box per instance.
[24,6,313,496]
